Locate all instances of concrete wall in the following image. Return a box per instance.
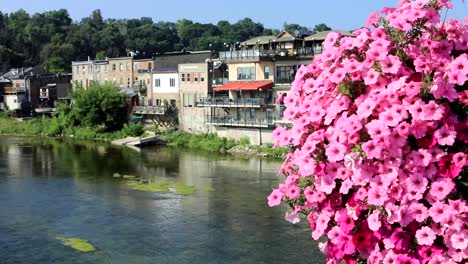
[212,126,274,145]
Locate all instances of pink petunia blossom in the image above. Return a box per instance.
[416,226,437,245]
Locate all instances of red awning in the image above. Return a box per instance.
[213,81,274,91]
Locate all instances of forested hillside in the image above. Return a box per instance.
[0,9,330,73]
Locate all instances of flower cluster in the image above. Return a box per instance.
[269,1,468,263]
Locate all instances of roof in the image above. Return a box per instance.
[213,81,274,92]
[154,52,212,70]
[304,30,354,41]
[275,31,302,42]
[241,35,276,46]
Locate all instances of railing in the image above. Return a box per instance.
[294,46,323,56]
[212,78,229,86]
[219,49,260,60]
[132,106,166,115]
[197,97,275,107]
[275,77,294,85]
[39,92,49,98]
[205,115,277,128]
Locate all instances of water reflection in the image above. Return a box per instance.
[0,137,324,264]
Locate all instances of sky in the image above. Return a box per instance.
[1,0,467,30]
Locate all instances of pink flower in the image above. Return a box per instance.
[450,234,467,250]
[368,186,387,206]
[326,142,347,162]
[364,68,380,85]
[368,211,381,231]
[338,211,355,233]
[285,211,301,224]
[416,226,436,245]
[267,189,283,207]
[286,184,301,199]
[434,124,457,146]
[429,177,455,201]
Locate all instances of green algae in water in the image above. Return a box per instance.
[175,183,196,195]
[56,237,96,253]
[131,182,171,192]
[122,174,136,179]
[204,186,215,192]
[112,173,121,178]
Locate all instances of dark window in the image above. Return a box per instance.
[264,66,270,79]
[237,67,255,80]
[181,73,185,82]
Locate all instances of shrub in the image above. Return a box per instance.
[123,123,145,137]
[239,136,250,146]
[268,2,468,263]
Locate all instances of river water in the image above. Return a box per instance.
[0,137,324,264]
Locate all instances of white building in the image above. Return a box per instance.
[151,71,179,107]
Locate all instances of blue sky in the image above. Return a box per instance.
[1,0,467,30]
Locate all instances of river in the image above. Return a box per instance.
[0,137,324,264]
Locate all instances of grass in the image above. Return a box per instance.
[162,131,236,152]
[56,237,96,253]
[0,116,133,141]
[175,183,196,195]
[129,181,171,193]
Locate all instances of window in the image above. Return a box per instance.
[264,66,270,79]
[181,73,185,82]
[96,65,100,72]
[147,79,150,84]
[88,65,92,73]
[119,63,123,71]
[155,79,161,87]
[200,73,205,82]
[127,78,131,87]
[112,64,116,71]
[187,73,191,82]
[276,65,299,84]
[170,99,176,107]
[135,63,139,70]
[155,99,161,106]
[148,62,152,70]
[194,73,198,82]
[82,66,85,73]
[170,78,176,87]
[126,62,130,71]
[183,94,195,107]
[237,67,255,80]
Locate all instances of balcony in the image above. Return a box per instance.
[205,115,277,128]
[294,46,323,56]
[39,92,49,99]
[197,97,275,108]
[132,106,166,115]
[219,49,261,60]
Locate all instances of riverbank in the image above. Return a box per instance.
[0,116,288,159]
[159,130,288,159]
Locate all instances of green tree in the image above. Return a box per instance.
[313,23,332,33]
[67,83,128,131]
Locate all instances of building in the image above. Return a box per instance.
[72,59,109,88]
[0,67,71,113]
[107,57,134,88]
[133,58,153,105]
[179,31,353,144]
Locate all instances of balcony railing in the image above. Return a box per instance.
[197,97,275,108]
[39,92,49,99]
[294,46,323,56]
[132,106,166,115]
[205,115,277,128]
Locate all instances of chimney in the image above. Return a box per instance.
[88,56,91,61]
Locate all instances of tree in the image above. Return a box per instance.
[67,83,128,131]
[312,23,331,33]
